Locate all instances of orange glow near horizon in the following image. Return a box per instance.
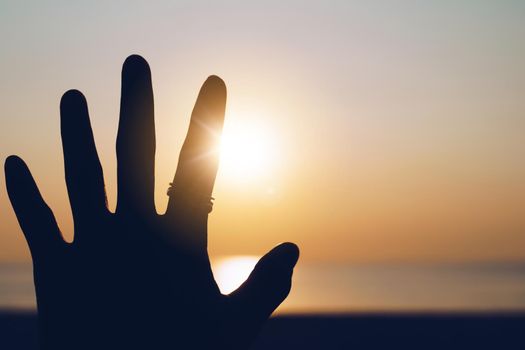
[1,2,525,267]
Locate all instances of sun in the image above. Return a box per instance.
[218,117,275,182]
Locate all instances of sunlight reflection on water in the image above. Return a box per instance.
[1,260,525,313]
[212,255,259,294]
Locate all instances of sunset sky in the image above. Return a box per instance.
[1,1,524,264]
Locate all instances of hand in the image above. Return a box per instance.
[5,55,299,350]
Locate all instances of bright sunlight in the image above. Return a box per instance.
[218,117,276,182]
[213,256,259,294]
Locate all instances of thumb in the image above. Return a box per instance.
[229,242,300,320]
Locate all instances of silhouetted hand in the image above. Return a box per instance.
[5,55,299,350]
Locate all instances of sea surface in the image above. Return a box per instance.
[1,260,525,313]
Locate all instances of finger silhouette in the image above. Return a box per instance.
[4,156,63,260]
[230,242,299,320]
[60,90,107,232]
[116,55,156,217]
[166,75,226,216]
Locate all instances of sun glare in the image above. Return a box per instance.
[219,118,275,182]
[213,256,259,294]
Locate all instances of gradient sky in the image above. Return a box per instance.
[1,0,524,263]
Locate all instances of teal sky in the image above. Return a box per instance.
[1,1,524,263]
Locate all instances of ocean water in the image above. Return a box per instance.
[1,260,525,313]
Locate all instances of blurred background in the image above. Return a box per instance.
[1,0,525,316]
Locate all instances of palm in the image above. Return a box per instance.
[5,55,299,350]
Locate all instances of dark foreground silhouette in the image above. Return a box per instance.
[4,55,299,349]
[1,312,524,350]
